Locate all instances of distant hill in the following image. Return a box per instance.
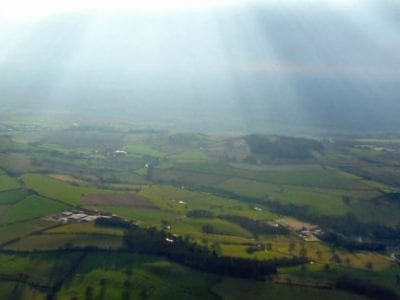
[244,135,323,161]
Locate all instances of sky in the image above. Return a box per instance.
[0,0,399,134]
[0,0,364,22]
[0,0,245,21]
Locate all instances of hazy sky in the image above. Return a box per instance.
[0,0,365,22]
[1,0,399,134]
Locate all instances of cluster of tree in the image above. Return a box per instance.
[246,243,270,254]
[187,210,214,218]
[244,135,323,160]
[201,224,216,234]
[47,251,88,300]
[123,226,307,279]
[335,276,398,300]
[268,202,400,245]
[380,192,400,204]
[95,217,136,229]
[196,186,400,246]
[220,215,290,237]
[320,232,386,252]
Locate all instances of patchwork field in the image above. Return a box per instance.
[21,174,114,205]
[0,129,399,299]
[0,195,68,225]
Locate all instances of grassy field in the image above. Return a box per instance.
[57,252,220,300]
[172,163,367,189]
[0,153,35,175]
[5,233,123,251]
[0,252,81,287]
[170,218,253,243]
[46,222,124,236]
[1,130,399,299]
[0,174,20,192]
[217,178,384,217]
[213,278,368,300]
[21,174,114,205]
[138,185,277,220]
[100,206,182,227]
[0,195,68,225]
[0,282,46,300]
[281,263,400,295]
[0,219,55,245]
[125,143,165,157]
[0,189,30,205]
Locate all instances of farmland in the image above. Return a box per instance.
[0,126,400,299]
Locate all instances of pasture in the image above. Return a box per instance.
[0,129,399,299]
[0,188,30,205]
[213,279,368,300]
[0,174,20,192]
[0,195,67,225]
[57,252,219,300]
[21,174,114,205]
[5,233,123,251]
[46,222,124,236]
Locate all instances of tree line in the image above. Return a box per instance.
[335,276,398,300]
[192,186,400,247]
[120,220,307,279]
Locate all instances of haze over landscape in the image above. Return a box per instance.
[2,1,400,300]
[1,0,399,134]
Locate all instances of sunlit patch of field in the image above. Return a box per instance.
[198,234,252,245]
[171,218,253,238]
[340,252,393,271]
[99,206,182,227]
[256,235,393,272]
[125,143,165,157]
[276,217,318,231]
[175,162,366,189]
[138,184,277,220]
[83,193,158,209]
[217,177,382,216]
[220,244,289,260]
[48,174,86,184]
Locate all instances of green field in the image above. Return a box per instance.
[46,222,124,236]
[21,174,114,205]
[0,174,20,191]
[57,252,220,300]
[0,195,68,225]
[1,129,400,299]
[213,279,368,300]
[5,233,123,251]
[0,189,30,205]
